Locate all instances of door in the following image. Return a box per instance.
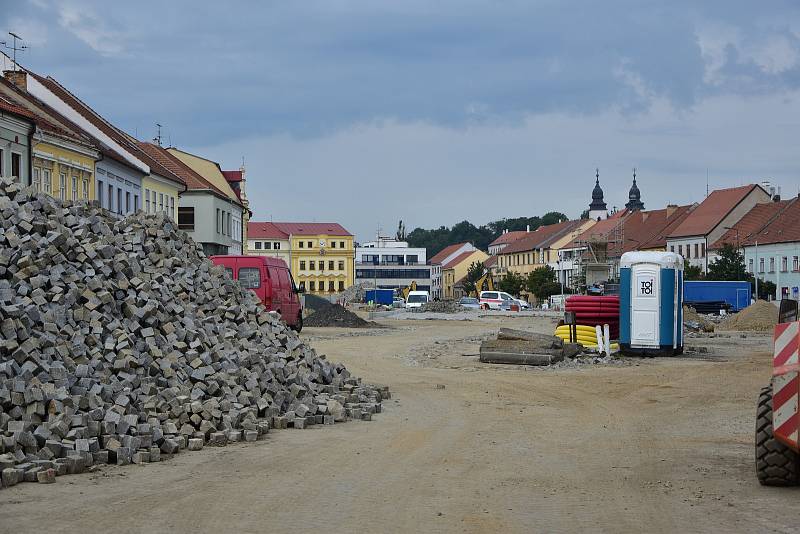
[277,268,296,322]
[631,263,660,347]
[267,267,282,311]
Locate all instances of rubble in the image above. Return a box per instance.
[0,178,388,488]
[418,300,462,313]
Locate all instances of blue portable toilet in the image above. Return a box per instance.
[619,251,684,356]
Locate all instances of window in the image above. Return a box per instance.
[328,281,335,292]
[299,241,304,248]
[238,267,261,289]
[72,176,78,201]
[406,255,418,264]
[169,197,175,217]
[770,257,775,272]
[0,149,3,177]
[678,245,683,256]
[108,185,113,211]
[700,243,705,258]
[331,241,336,249]
[328,261,334,270]
[310,261,315,270]
[224,268,233,278]
[134,194,138,211]
[759,258,765,272]
[670,245,674,252]
[309,281,315,291]
[178,207,195,230]
[33,167,40,190]
[97,180,103,207]
[794,256,799,272]
[694,243,699,258]
[340,241,345,249]
[216,209,221,233]
[117,189,122,214]
[159,193,164,212]
[686,246,690,259]
[338,281,345,291]
[308,241,313,248]
[274,242,280,250]
[255,242,262,250]
[265,242,272,250]
[83,178,89,199]
[145,190,151,212]
[300,261,306,270]
[59,172,66,201]
[43,169,51,194]
[126,191,131,213]
[748,259,754,273]
[782,257,788,272]
[227,213,232,236]
[11,152,20,179]
[338,261,345,270]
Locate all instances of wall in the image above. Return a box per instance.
[247,238,291,263]
[142,173,182,220]
[95,157,144,215]
[178,192,237,255]
[31,139,96,202]
[744,242,800,300]
[0,114,32,182]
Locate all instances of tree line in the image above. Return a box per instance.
[406,212,568,257]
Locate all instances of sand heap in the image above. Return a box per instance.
[718,300,778,332]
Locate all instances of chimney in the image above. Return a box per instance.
[666,204,677,218]
[774,186,782,202]
[3,70,27,91]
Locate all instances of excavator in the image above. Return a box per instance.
[397,281,417,301]
[469,273,495,298]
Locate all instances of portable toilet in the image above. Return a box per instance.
[619,251,684,356]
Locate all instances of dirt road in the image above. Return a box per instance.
[2,314,797,533]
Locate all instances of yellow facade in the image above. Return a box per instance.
[31,138,98,202]
[142,175,182,220]
[290,234,355,295]
[443,250,489,299]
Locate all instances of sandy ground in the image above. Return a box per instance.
[2,313,799,533]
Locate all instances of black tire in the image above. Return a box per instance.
[292,313,303,333]
[755,383,800,486]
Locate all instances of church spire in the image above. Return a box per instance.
[625,167,645,211]
[589,168,608,220]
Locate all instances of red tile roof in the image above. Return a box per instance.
[636,205,695,249]
[247,221,352,238]
[429,242,471,265]
[565,216,625,249]
[248,222,289,239]
[222,170,243,183]
[483,256,498,268]
[503,220,584,254]
[710,198,800,249]
[489,231,528,247]
[0,95,34,120]
[669,184,766,238]
[609,205,694,254]
[442,251,476,270]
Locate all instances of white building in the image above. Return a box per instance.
[355,237,431,292]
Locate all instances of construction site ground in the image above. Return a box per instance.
[2,312,797,533]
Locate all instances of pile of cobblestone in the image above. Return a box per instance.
[0,179,387,488]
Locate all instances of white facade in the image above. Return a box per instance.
[356,237,431,291]
[247,237,291,263]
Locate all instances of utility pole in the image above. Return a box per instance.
[1,32,28,71]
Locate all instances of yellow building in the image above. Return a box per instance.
[496,219,594,276]
[247,221,355,295]
[442,249,489,300]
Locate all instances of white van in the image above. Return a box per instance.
[405,291,430,309]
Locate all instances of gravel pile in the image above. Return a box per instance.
[683,306,715,333]
[305,304,374,328]
[0,178,387,488]
[718,300,778,332]
[419,300,462,313]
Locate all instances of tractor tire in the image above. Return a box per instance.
[293,313,303,333]
[755,383,800,486]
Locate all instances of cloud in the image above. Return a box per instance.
[190,89,800,241]
[6,17,49,47]
[57,3,125,56]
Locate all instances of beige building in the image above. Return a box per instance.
[442,249,489,300]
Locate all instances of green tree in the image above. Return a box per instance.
[461,261,486,297]
[498,271,525,296]
[752,278,777,300]
[707,243,747,281]
[684,259,703,281]
[526,265,561,300]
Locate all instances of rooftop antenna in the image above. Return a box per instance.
[153,123,163,146]
[706,168,709,197]
[1,32,28,71]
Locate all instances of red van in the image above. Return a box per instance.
[210,255,304,331]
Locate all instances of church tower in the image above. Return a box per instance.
[588,168,608,221]
[625,168,645,212]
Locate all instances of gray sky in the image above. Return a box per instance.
[5,1,800,241]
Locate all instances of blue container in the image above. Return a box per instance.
[365,289,394,305]
[620,251,684,356]
[683,281,751,312]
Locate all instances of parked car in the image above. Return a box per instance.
[479,291,516,310]
[210,255,304,331]
[405,291,430,309]
[458,296,481,309]
[515,298,530,310]
[392,297,405,308]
